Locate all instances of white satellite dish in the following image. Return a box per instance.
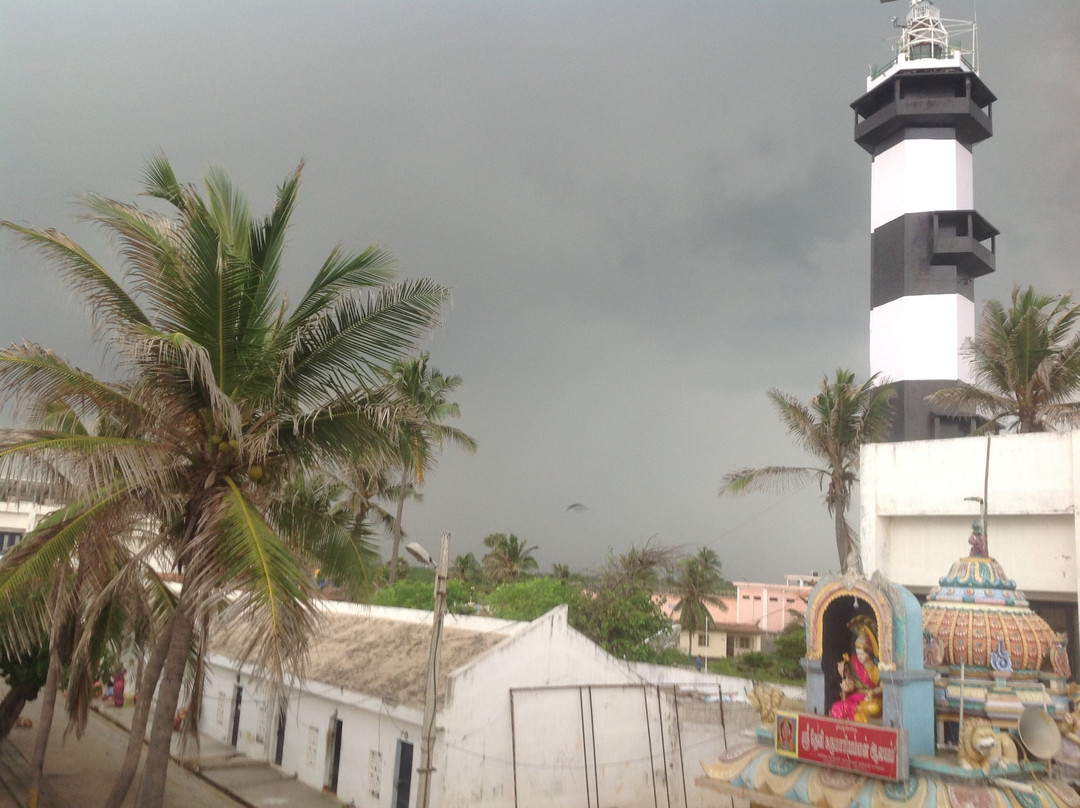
[1017,706,1062,760]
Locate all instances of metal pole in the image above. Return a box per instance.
[418,533,450,808]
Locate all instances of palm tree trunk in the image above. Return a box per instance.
[0,688,28,742]
[103,613,175,808]
[388,466,408,585]
[25,643,60,808]
[136,600,195,808]
[835,501,862,575]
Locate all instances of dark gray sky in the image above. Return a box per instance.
[2,2,1078,582]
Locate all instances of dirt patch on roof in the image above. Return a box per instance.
[213,612,512,711]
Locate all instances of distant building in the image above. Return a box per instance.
[732,575,816,634]
[658,574,817,660]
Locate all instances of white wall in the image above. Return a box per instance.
[439,607,647,808]
[861,432,1080,603]
[0,496,60,552]
[203,655,425,806]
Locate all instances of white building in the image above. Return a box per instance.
[0,479,62,555]
[860,431,1080,669]
[202,601,760,808]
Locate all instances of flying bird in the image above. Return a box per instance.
[566,503,587,512]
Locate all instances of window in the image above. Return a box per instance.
[697,632,709,647]
[0,532,23,553]
[737,637,752,650]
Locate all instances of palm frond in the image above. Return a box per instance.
[0,222,150,340]
[283,279,448,401]
[189,480,315,686]
[719,465,820,496]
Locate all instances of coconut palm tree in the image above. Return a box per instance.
[384,353,477,583]
[929,286,1080,433]
[720,370,894,574]
[0,392,168,807]
[482,533,539,583]
[0,154,447,808]
[667,547,726,659]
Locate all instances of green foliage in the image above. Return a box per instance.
[372,578,473,615]
[569,585,671,662]
[451,552,486,587]
[735,651,770,674]
[481,533,539,583]
[772,621,807,680]
[0,644,49,699]
[650,647,694,667]
[481,577,573,621]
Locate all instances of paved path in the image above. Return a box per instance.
[0,693,343,808]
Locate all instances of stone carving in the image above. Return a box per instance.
[958,718,1018,772]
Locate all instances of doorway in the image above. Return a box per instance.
[274,704,287,765]
[392,739,414,808]
[229,685,243,747]
[325,717,343,793]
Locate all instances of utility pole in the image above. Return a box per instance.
[417,532,450,808]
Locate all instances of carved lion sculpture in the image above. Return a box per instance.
[959,718,1019,772]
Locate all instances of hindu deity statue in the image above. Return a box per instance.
[830,615,882,722]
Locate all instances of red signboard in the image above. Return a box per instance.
[775,711,907,781]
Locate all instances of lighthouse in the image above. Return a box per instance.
[852,0,997,441]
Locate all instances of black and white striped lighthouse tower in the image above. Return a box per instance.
[852,0,998,441]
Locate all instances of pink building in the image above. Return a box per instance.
[657,574,817,660]
[731,574,817,633]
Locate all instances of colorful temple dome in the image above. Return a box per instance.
[922,534,1056,673]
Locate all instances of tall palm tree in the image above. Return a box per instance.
[667,547,726,659]
[720,370,894,574]
[0,154,447,808]
[929,286,1080,433]
[384,353,477,583]
[482,533,539,583]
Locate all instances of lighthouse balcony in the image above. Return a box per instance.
[930,210,998,279]
[853,73,995,153]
